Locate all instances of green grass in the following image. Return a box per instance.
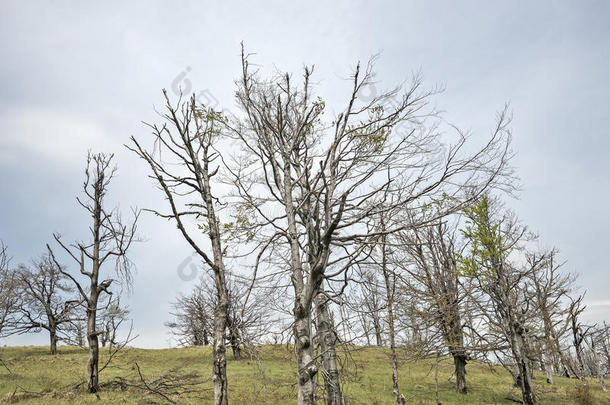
[0,345,607,404]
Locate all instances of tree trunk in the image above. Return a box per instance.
[597,353,607,392]
[453,353,468,394]
[49,327,58,355]
[230,330,241,360]
[511,328,536,405]
[294,301,317,405]
[86,302,99,393]
[543,350,554,384]
[380,230,404,405]
[374,320,383,347]
[212,295,229,405]
[446,317,468,394]
[315,289,342,405]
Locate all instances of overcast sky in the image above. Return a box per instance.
[1,1,609,348]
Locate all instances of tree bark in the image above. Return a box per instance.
[212,296,228,405]
[373,319,383,347]
[511,326,536,405]
[49,323,58,355]
[294,302,317,405]
[201,139,231,405]
[543,350,554,384]
[86,296,99,393]
[453,352,468,394]
[230,335,241,360]
[315,288,342,405]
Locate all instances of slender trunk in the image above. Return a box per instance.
[315,288,342,405]
[373,319,383,347]
[203,152,230,405]
[209,258,229,405]
[283,160,318,405]
[212,294,228,405]
[434,352,441,405]
[362,318,371,346]
[380,230,404,405]
[294,302,317,405]
[86,296,99,393]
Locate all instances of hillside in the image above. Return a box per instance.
[0,345,606,404]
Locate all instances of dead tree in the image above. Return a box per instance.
[12,253,79,354]
[167,271,270,360]
[378,216,405,404]
[49,152,139,393]
[527,249,575,383]
[314,282,343,405]
[99,298,129,349]
[401,220,471,394]
[348,267,386,347]
[568,294,592,381]
[589,323,610,392]
[64,318,87,347]
[0,241,19,338]
[229,47,512,404]
[166,283,212,347]
[459,195,538,405]
[129,94,231,405]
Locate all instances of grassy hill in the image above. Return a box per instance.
[0,345,607,404]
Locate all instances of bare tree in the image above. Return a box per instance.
[129,93,231,405]
[99,297,129,349]
[166,283,212,347]
[64,317,87,347]
[589,323,610,392]
[229,46,512,404]
[568,294,592,381]
[0,241,19,338]
[352,269,385,346]
[48,152,139,393]
[400,219,471,394]
[379,217,406,404]
[459,195,538,405]
[12,253,79,354]
[527,249,575,383]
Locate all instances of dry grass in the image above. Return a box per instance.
[0,345,608,404]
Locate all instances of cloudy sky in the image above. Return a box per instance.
[1,1,609,348]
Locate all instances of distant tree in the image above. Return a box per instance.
[98,298,129,349]
[64,318,87,347]
[0,241,19,338]
[526,249,575,383]
[567,294,592,381]
[588,323,610,392]
[167,272,272,360]
[49,152,139,393]
[12,253,79,354]
[166,281,213,347]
